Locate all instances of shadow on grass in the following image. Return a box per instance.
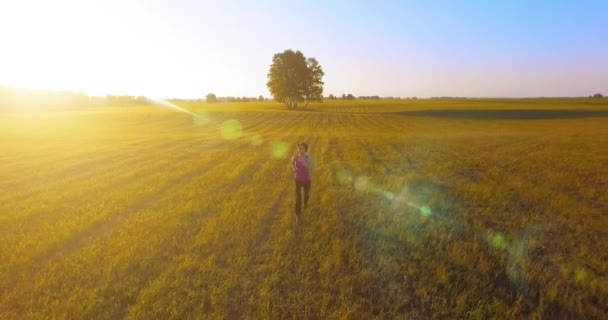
[398,109,608,120]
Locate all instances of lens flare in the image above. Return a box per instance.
[575,268,587,282]
[390,185,433,215]
[151,98,201,118]
[354,176,369,191]
[336,169,353,185]
[506,240,527,291]
[221,119,242,140]
[419,205,432,216]
[489,233,507,250]
[193,111,210,126]
[271,140,289,159]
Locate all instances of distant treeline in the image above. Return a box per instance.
[1,86,605,111]
[325,94,416,100]
[105,95,152,106]
[218,96,266,102]
[204,93,267,102]
[430,96,469,99]
[0,86,157,111]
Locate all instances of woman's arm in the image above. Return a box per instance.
[302,155,310,168]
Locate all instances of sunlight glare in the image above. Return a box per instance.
[221,120,243,140]
[271,140,289,159]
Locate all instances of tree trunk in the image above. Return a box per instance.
[284,97,299,109]
[285,98,295,109]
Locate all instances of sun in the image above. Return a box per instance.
[0,1,147,97]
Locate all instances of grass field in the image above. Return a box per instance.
[1,99,607,319]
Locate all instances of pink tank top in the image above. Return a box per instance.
[293,156,311,181]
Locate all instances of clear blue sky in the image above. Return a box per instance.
[1,0,607,98]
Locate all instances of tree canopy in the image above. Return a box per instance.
[205,93,217,103]
[266,50,324,109]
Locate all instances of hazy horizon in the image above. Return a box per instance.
[1,0,607,99]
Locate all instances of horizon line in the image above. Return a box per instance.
[1,85,605,101]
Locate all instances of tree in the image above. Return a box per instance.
[303,57,324,106]
[328,94,336,100]
[258,95,264,102]
[206,93,217,103]
[266,49,324,109]
[346,93,355,100]
[593,93,604,98]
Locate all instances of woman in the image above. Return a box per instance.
[291,142,311,219]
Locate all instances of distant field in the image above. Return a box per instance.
[1,99,607,319]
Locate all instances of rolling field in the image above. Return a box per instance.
[1,99,607,319]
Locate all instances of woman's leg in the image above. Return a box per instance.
[295,180,303,216]
[303,180,311,209]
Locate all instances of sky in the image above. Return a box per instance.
[0,0,607,98]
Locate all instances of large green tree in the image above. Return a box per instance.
[205,93,217,103]
[266,50,324,109]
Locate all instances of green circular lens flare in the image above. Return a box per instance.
[489,233,507,249]
[354,176,369,191]
[384,191,394,200]
[251,134,263,146]
[271,140,289,159]
[575,268,587,282]
[221,119,242,140]
[336,169,353,185]
[193,114,209,126]
[419,205,432,216]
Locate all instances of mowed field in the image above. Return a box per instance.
[1,99,607,319]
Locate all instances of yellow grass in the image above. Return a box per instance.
[1,99,607,319]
